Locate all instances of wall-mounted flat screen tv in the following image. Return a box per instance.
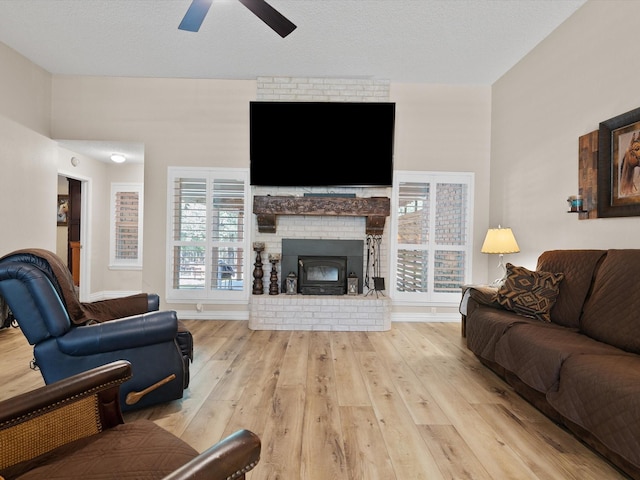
[250,101,395,187]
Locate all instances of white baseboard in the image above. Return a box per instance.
[391,311,460,322]
[86,291,460,324]
[174,310,249,321]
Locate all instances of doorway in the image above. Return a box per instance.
[67,178,81,285]
[56,174,89,300]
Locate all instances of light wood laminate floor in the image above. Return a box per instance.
[0,320,629,479]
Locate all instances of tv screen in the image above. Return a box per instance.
[250,101,395,187]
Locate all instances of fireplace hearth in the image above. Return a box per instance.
[281,239,364,294]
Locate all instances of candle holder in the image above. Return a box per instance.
[268,253,281,295]
[252,242,265,295]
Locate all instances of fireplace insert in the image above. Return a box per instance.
[298,256,347,295]
[281,239,364,294]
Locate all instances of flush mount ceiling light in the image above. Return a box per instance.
[110,153,126,163]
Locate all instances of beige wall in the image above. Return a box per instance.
[0,114,57,253]
[0,43,51,137]
[48,77,492,309]
[56,148,145,296]
[0,38,128,294]
[5,0,635,307]
[491,0,640,269]
[0,44,56,256]
[390,83,492,283]
[50,77,257,309]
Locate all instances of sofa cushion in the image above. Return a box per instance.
[494,263,564,322]
[3,420,198,479]
[494,322,628,394]
[580,250,640,354]
[546,354,640,469]
[536,250,607,328]
[466,304,538,363]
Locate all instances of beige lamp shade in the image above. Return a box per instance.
[481,227,520,254]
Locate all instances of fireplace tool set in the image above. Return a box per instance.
[365,234,385,297]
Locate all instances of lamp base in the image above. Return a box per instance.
[489,254,507,287]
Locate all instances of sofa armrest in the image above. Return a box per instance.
[163,429,261,480]
[0,361,131,471]
[461,285,502,320]
[57,311,178,355]
[460,285,499,314]
[467,285,500,307]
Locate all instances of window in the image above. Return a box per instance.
[391,171,473,303]
[166,167,249,302]
[110,183,143,269]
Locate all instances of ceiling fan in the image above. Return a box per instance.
[178,0,296,38]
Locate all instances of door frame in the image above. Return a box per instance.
[57,169,91,302]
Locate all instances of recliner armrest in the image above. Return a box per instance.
[56,311,179,356]
[163,429,261,480]
[148,293,160,311]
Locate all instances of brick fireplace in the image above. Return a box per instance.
[247,77,393,330]
[249,187,392,331]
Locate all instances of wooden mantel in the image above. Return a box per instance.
[253,196,391,235]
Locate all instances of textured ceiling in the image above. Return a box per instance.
[0,0,587,163]
[57,140,145,165]
[0,0,586,85]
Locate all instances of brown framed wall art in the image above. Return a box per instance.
[598,106,640,217]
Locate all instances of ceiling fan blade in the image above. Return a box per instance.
[237,0,296,38]
[178,0,213,32]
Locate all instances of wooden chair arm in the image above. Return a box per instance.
[0,361,131,471]
[0,361,261,480]
[163,429,261,480]
[0,360,131,428]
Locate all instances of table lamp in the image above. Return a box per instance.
[481,225,520,286]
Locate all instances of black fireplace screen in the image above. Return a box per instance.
[281,239,364,295]
[298,256,347,295]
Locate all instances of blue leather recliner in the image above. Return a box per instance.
[0,249,192,411]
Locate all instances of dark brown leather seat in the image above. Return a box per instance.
[0,360,261,479]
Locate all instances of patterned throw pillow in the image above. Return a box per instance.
[494,263,564,322]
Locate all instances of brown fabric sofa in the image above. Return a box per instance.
[464,249,640,480]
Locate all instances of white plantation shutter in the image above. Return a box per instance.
[395,182,430,293]
[391,172,473,303]
[110,183,143,268]
[167,168,249,301]
[172,177,207,290]
[210,178,246,292]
